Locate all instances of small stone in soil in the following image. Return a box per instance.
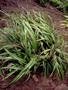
[32,74,39,82]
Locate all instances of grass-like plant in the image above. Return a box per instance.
[38,0,62,6]
[61,15,68,28]
[38,0,68,13]
[49,0,62,7]
[0,10,68,87]
[38,0,48,4]
[63,1,68,13]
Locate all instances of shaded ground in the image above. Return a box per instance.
[0,0,68,90]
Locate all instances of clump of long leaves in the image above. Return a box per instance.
[39,0,62,5]
[49,0,62,7]
[0,11,68,86]
[61,15,68,28]
[39,0,68,13]
[63,1,68,13]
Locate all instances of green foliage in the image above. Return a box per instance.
[38,0,48,4]
[39,0,68,13]
[0,11,68,86]
[63,1,68,13]
[49,0,62,7]
[61,15,68,28]
[39,0,62,5]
